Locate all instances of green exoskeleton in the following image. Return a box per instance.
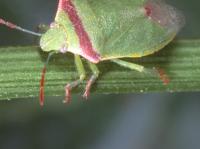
[0,0,184,105]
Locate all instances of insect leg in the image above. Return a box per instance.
[110,59,144,72]
[64,55,86,103]
[83,62,100,99]
[110,59,169,85]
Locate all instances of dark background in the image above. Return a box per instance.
[0,0,200,149]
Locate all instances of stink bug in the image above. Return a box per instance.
[0,0,184,105]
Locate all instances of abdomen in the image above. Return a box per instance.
[72,0,184,60]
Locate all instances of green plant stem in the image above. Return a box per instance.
[0,39,200,100]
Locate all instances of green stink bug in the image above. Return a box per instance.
[0,0,184,105]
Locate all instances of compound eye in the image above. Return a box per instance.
[40,27,67,52]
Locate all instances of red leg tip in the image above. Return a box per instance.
[64,85,71,104]
[155,68,170,85]
[83,91,90,99]
[83,80,92,100]
[0,19,4,24]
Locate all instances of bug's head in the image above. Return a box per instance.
[144,0,185,33]
[40,23,67,53]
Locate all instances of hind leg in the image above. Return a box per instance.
[83,62,100,99]
[64,55,86,103]
[110,59,169,85]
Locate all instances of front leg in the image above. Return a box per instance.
[64,55,86,103]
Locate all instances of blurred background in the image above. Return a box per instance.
[0,0,200,149]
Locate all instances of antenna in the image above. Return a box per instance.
[0,18,42,36]
[39,52,56,106]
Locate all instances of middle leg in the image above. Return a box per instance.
[83,62,100,99]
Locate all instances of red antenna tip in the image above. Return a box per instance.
[40,67,46,106]
[40,87,44,107]
[144,6,152,17]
